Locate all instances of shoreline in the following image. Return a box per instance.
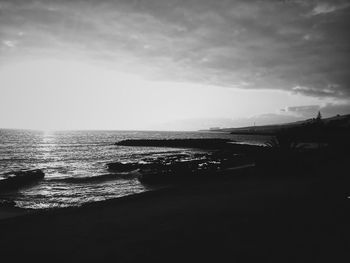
[0,164,256,220]
[0,162,348,262]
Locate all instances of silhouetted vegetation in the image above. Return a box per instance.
[254,114,350,176]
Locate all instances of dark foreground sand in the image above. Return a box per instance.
[0,167,349,263]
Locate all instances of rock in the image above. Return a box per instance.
[0,199,16,208]
[115,139,234,149]
[106,162,139,172]
[0,169,45,192]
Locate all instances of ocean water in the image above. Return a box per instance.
[0,129,270,209]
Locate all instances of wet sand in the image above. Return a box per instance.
[0,166,349,263]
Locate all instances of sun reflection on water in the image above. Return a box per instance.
[40,131,58,165]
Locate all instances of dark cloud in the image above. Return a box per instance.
[1,0,350,99]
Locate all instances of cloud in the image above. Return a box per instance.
[285,105,320,114]
[2,40,16,47]
[281,104,320,120]
[292,85,344,98]
[0,0,349,99]
[310,1,350,15]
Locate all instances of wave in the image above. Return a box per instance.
[47,172,138,184]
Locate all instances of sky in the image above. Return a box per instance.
[0,0,350,130]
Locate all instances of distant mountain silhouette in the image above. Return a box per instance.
[208,114,350,136]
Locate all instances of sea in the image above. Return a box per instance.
[0,129,270,209]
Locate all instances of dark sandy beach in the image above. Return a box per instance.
[0,162,349,263]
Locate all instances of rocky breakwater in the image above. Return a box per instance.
[107,151,254,185]
[115,138,234,149]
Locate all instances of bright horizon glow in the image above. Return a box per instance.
[0,58,333,131]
